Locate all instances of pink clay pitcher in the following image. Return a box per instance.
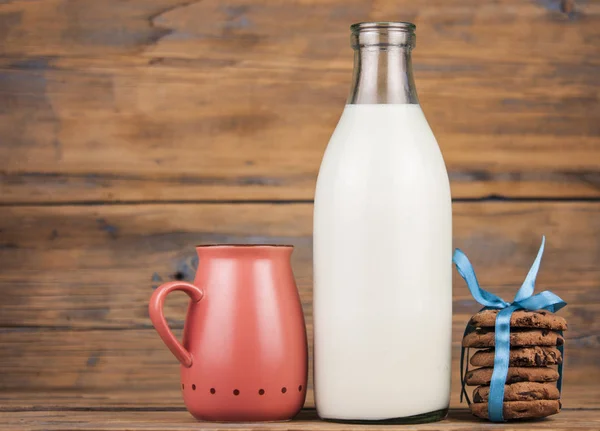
[149,245,308,422]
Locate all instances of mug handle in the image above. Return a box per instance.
[149,281,204,368]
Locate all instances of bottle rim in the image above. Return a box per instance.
[350,22,416,34]
[350,22,416,50]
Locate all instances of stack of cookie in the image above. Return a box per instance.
[463,309,567,420]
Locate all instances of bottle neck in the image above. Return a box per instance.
[347,22,419,105]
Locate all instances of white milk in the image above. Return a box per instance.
[313,104,452,420]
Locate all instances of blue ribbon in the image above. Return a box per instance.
[453,236,567,422]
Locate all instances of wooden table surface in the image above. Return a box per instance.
[1,407,599,431]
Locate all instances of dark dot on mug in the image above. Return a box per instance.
[298,385,303,391]
[192,384,196,390]
[210,388,216,394]
[233,389,240,396]
[181,384,184,390]
[259,389,265,395]
[281,387,287,394]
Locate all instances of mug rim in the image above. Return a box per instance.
[195,244,294,248]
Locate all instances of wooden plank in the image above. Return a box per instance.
[1,202,599,328]
[4,389,600,412]
[1,0,599,202]
[0,408,599,430]
[0,203,314,329]
[0,389,187,409]
[0,329,598,409]
[1,386,599,411]
[0,0,597,62]
[0,202,598,408]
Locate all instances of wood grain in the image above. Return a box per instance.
[0,202,598,408]
[1,385,600,411]
[1,328,598,409]
[2,203,600,328]
[1,0,599,202]
[0,408,599,430]
[0,0,599,419]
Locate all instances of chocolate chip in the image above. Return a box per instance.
[535,353,542,366]
[542,329,549,336]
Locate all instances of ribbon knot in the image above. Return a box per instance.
[454,236,567,422]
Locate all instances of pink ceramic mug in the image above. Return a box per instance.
[149,245,308,421]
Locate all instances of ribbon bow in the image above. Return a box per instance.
[453,236,567,422]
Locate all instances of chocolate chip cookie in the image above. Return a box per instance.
[464,366,559,386]
[462,328,564,348]
[473,382,560,403]
[470,400,561,420]
[469,309,567,331]
[470,346,562,367]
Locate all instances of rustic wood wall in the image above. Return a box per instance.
[0,0,598,410]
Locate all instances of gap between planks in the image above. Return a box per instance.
[0,407,597,414]
[1,197,600,207]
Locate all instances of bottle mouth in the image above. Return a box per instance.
[350,22,416,33]
[350,21,416,50]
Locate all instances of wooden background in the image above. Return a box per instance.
[0,0,599,412]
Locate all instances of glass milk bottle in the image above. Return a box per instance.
[313,22,452,424]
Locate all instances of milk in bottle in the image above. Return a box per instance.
[313,22,452,423]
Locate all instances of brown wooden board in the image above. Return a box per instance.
[0,202,598,408]
[0,203,598,328]
[1,328,598,409]
[1,0,599,202]
[0,408,599,430]
[1,385,600,411]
